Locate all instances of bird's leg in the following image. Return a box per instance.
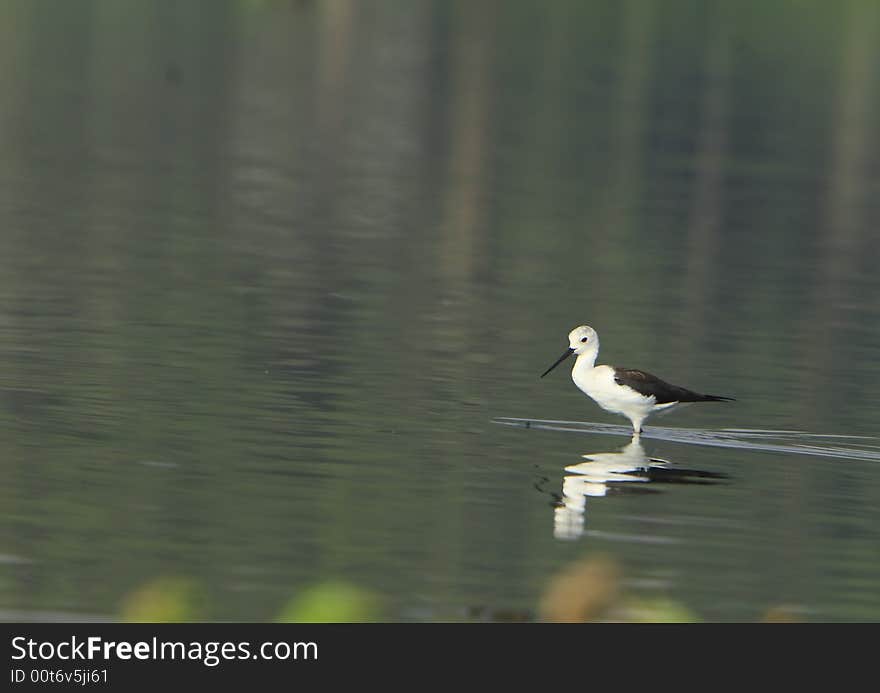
[630,416,645,438]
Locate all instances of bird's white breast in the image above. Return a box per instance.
[572,363,657,416]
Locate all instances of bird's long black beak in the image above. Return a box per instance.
[540,347,575,378]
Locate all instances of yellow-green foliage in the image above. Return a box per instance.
[119,577,207,623]
[622,597,700,624]
[277,581,381,623]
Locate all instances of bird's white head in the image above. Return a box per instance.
[567,325,599,355]
[540,324,600,378]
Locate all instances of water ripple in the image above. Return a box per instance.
[493,418,880,463]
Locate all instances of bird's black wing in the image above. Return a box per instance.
[613,368,734,404]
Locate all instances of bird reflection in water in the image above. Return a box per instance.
[553,436,727,541]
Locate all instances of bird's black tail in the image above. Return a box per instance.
[700,394,736,402]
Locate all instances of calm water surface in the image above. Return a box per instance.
[0,0,879,621]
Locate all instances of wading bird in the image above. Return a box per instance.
[541,325,734,436]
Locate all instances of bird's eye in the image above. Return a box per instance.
[580,337,588,343]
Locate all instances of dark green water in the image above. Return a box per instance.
[1,0,879,622]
